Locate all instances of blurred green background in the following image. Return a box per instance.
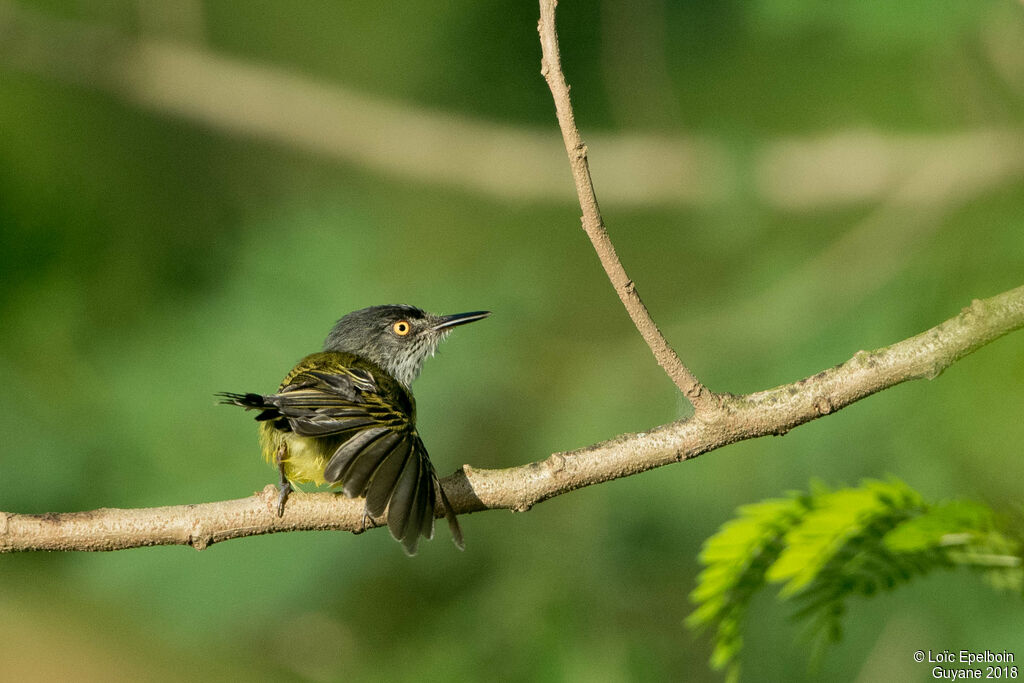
[1,1,1022,681]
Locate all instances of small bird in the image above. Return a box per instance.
[218,305,489,554]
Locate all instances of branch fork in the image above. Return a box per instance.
[1,0,1022,553]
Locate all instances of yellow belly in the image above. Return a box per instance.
[258,421,344,487]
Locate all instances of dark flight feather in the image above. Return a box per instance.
[387,450,422,550]
[322,426,389,484]
[420,476,437,541]
[340,431,405,497]
[365,438,413,518]
[403,468,431,555]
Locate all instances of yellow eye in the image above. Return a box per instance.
[392,320,411,336]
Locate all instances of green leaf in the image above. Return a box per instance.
[687,494,811,679]
[688,478,1023,680]
[767,479,923,595]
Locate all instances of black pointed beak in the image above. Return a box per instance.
[431,310,491,331]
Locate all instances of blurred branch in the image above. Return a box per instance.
[3,285,1023,552]
[538,0,711,407]
[759,128,1024,209]
[1,1,1021,209]
[134,0,207,43]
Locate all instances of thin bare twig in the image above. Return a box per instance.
[4,284,1022,552]
[537,0,713,409]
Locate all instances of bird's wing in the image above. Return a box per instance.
[263,366,463,555]
[266,368,403,436]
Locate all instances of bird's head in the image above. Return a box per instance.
[323,305,490,388]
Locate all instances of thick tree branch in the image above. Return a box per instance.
[4,285,1022,552]
[538,0,713,409]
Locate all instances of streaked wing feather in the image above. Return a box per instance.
[305,369,376,393]
[292,415,381,437]
[266,369,403,438]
